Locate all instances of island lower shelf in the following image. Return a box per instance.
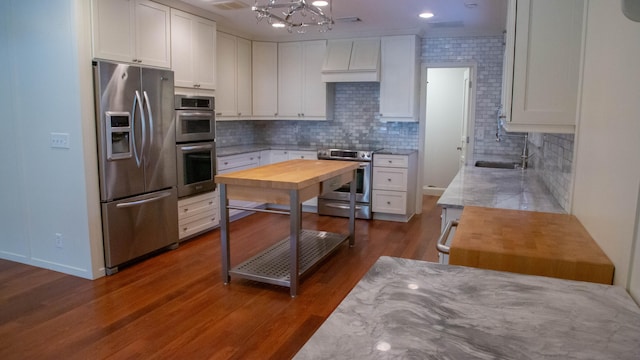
[229,230,348,287]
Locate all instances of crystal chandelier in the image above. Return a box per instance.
[252,0,333,33]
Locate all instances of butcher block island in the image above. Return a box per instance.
[214,159,360,296]
[450,206,614,284]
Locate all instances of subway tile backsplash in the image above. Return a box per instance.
[528,133,574,211]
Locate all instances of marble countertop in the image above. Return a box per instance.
[216,144,318,157]
[216,144,418,157]
[437,166,565,213]
[295,256,640,360]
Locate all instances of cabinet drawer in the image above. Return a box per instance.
[373,168,408,191]
[372,190,407,215]
[288,150,317,160]
[217,152,261,171]
[178,192,218,221]
[179,209,218,239]
[373,154,408,168]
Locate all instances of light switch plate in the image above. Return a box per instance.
[50,132,70,149]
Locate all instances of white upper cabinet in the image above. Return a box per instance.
[91,0,171,68]
[252,42,278,118]
[502,0,585,134]
[379,35,420,122]
[321,38,380,82]
[278,40,333,120]
[171,9,216,90]
[216,33,252,120]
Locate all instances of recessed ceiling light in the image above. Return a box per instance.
[419,12,435,19]
[272,22,286,28]
[312,0,328,6]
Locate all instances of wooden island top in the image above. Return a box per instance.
[450,206,614,284]
[215,159,359,205]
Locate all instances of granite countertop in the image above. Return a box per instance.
[374,148,417,156]
[295,256,640,360]
[437,166,565,213]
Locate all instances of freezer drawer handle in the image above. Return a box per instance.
[436,220,458,255]
[116,191,173,208]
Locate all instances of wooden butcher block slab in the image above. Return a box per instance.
[449,206,614,284]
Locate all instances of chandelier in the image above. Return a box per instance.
[252,0,333,33]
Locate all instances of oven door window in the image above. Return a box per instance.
[336,168,364,194]
[180,117,212,136]
[183,150,213,185]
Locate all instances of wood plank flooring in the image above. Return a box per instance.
[0,196,442,359]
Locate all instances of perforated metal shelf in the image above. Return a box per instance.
[229,230,348,287]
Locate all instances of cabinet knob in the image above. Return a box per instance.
[388,160,392,164]
[387,178,392,182]
[301,113,304,117]
[208,201,213,205]
[300,156,305,159]
[274,113,278,116]
[387,201,391,205]
[183,227,188,231]
[224,161,228,165]
[238,112,241,116]
[183,208,189,212]
[250,157,254,160]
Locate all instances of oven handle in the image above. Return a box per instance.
[436,220,459,255]
[180,144,214,151]
[177,111,214,118]
[325,203,363,210]
[358,163,369,169]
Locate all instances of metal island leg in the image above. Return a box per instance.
[349,169,356,247]
[219,184,230,284]
[289,189,301,297]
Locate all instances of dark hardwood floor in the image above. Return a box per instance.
[0,196,442,359]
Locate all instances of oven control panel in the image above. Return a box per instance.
[318,149,375,161]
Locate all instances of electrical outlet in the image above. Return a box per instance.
[55,233,63,248]
[50,132,70,149]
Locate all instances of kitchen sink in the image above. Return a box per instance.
[474,161,520,169]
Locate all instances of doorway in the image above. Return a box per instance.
[419,64,476,197]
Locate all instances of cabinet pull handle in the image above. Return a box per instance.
[216,112,222,116]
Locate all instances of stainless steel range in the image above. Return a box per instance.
[317,148,378,219]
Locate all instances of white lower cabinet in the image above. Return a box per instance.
[372,152,417,222]
[217,151,264,219]
[264,150,318,208]
[178,190,219,241]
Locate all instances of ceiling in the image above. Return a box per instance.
[177,0,508,42]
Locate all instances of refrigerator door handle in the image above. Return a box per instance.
[115,191,173,208]
[132,91,146,167]
[143,90,154,148]
[135,90,147,164]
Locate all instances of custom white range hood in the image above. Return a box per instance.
[321,38,380,82]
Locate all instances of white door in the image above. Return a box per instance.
[423,67,470,193]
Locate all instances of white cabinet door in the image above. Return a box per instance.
[350,38,380,71]
[171,9,195,88]
[252,42,278,118]
[302,40,327,118]
[216,32,238,117]
[278,41,328,120]
[192,15,216,90]
[91,0,134,63]
[502,0,584,133]
[379,35,419,122]
[92,0,170,68]
[171,10,216,90]
[278,42,303,118]
[236,37,252,117]
[134,0,171,68]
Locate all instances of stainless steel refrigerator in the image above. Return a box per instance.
[93,61,178,275]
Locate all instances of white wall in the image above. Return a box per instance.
[572,1,640,291]
[0,0,104,279]
[424,68,467,189]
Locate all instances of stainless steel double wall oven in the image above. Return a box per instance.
[175,95,216,198]
[317,148,377,219]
